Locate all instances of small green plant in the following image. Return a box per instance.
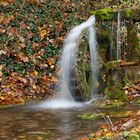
[104,85,127,102]
[78,114,100,120]
[125,8,132,18]
[123,132,140,140]
[123,76,131,85]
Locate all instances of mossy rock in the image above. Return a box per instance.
[104,61,120,72]
[95,99,124,109]
[0,104,14,109]
[131,97,140,105]
[75,33,93,101]
[122,8,140,20]
[78,113,101,120]
[91,8,115,20]
[108,111,133,118]
[78,111,132,120]
[125,133,140,140]
[104,86,127,102]
[134,45,140,60]
[91,8,140,21]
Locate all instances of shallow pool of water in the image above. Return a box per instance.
[0,103,139,140]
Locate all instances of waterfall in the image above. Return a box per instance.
[110,22,114,60]
[117,9,121,60]
[38,16,98,108]
[88,26,99,98]
[60,15,98,102]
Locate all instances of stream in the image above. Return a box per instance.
[0,103,139,140]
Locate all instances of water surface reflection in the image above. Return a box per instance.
[0,103,139,139]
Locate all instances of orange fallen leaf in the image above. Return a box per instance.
[6,0,14,4]
[22,56,29,63]
[2,15,14,25]
[50,65,55,69]
[0,14,4,23]
[0,29,6,34]
[20,22,27,29]
[80,138,89,140]
[50,76,58,83]
[7,27,17,36]
[34,70,38,76]
[0,96,5,101]
[0,1,9,6]
[64,0,70,3]
[49,39,55,44]
[38,49,44,56]
[47,58,56,65]
[18,53,29,62]
[28,0,37,4]
[32,84,37,89]
[58,36,63,41]
[39,29,47,39]
[0,50,7,55]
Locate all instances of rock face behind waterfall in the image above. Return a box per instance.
[74,33,93,101]
[69,31,100,101]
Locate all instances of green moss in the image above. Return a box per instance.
[125,8,133,18]
[78,114,100,120]
[91,8,114,20]
[75,34,93,101]
[126,133,140,140]
[80,80,91,99]
[104,61,120,72]
[108,111,132,118]
[91,8,140,21]
[134,45,140,60]
[104,83,128,102]
[123,76,131,85]
[95,99,124,109]
[132,97,140,105]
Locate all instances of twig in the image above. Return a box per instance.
[120,61,140,67]
[106,115,126,140]
[93,104,126,140]
[19,0,27,14]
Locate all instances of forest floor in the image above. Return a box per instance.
[0,0,89,104]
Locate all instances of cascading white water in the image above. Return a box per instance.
[37,16,99,109]
[117,9,121,60]
[110,22,114,60]
[88,25,99,98]
[60,15,98,102]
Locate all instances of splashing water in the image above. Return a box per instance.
[38,16,99,109]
